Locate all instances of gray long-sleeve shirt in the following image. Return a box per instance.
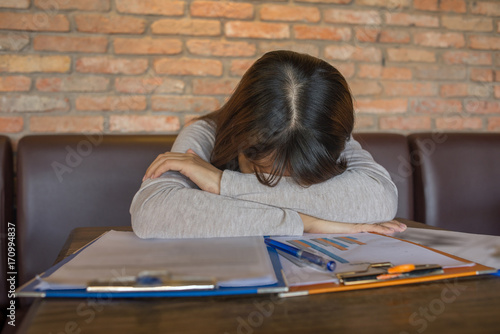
[130,120,398,239]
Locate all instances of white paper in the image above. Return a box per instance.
[38,231,277,290]
[395,227,500,269]
[272,232,472,287]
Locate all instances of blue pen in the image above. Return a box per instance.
[265,238,336,272]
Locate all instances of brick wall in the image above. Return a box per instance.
[0,0,499,145]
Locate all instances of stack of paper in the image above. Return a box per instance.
[36,231,277,291]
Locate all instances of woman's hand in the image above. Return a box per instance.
[299,213,406,236]
[143,149,223,195]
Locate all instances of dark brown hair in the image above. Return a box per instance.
[201,50,354,187]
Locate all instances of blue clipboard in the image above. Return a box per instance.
[15,236,288,298]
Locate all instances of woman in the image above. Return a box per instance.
[131,51,405,238]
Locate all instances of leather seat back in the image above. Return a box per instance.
[16,135,175,284]
[409,132,500,235]
[353,133,413,220]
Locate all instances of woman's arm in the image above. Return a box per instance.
[220,137,398,223]
[130,121,304,238]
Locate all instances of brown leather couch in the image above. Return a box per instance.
[4,132,500,289]
[16,135,176,285]
[409,132,500,235]
[3,131,500,331]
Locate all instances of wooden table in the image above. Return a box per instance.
[17,220,500,334]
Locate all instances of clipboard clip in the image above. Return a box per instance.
[87,270,217,293]
[337,263,443,285]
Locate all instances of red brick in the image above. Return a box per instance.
[0,12,69,31]
[414,32,465,48]
[468,84,490,97]
[412,99,462,113]
[496,71,500,82]
[186,40,256,57]
[349,80,382,96]
[152,96,220,112]
[0,33,29,51]
[0,0,29,8]
[259,42,319,56]
[488,117,500,131]
[324,9,380,24]
[383,82,435,96]
[469,36,500,51]
[440,84,467,97]
[435,117,483,130]
[0,76,30,92]
[75,95,147,111]
[226,21,289,39]
[415,65,466,80]
[75,14,146,34]
[154,58,223,76]
[385,13,439,27]
[382,67,412,80]
[0,55,71,73]
[465,101,500,114]
[386,48,436,62]
[440,0,467,13]
[471,1,500,16]
[355,27,380,43]
[379,30,410,43]
[191,1,253,19]
[415,0,437,10]
[325,45,381,62]
[0,95,69,112]
[192,78,239,95]
[36,76,109,92]
[380,116,431,130]
[33,35,108,53]
[30,116,104,133]
[261,5,320,22]
[230,59,255,76]
[441,16,493,32]
[414,0,466,13]
[356,0,410,7]
[294,25,351,41]
[355,99,408,113]
[110,115,180,133]
[34,0,110,11]
[357,64,382,78]
[333,63,355,79]
[495,86,500,99]
[470,68,493,82]
[353,115,375,130]
[296,0,351,3]
[76,57,148,75]
[294,25,350,41]
[442,51,492,65]
[114,38,182,55]
[116,0,184,16]
[152,19,220,36]
[0,117,23,133]
[115,77,185,94]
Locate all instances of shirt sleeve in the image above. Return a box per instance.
[220,137,398,224]
[130,120,304,239]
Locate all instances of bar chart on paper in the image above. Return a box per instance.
[271,233,473,287]
[286,236,367,264]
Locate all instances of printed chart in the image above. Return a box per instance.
[271,233,472,287]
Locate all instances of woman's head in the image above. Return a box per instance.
[204,50,354,187]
